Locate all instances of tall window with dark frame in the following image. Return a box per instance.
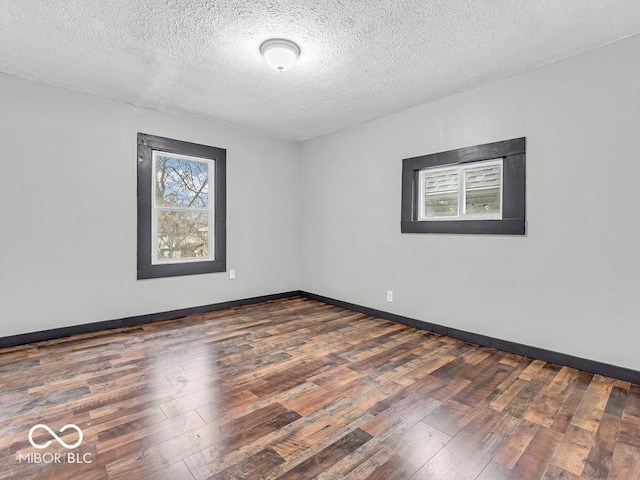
[137,133,226,279]
[401,137,525,235]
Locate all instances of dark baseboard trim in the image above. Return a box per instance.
[299,291,640,385]
[0,290,302,349]
[3,289,638,385]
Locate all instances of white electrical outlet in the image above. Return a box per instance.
[386,290,393,302]
[229,269,236,280]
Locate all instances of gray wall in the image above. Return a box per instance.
[0,73,300,337]
[299,35,640,371]
[2,35,639,372]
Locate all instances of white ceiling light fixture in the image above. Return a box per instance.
[260,38,300,72]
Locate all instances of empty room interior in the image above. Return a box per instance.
[2,2,640,479]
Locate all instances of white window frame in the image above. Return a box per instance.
[418,158,503,221]
[151,150,215,265]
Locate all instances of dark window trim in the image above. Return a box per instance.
[401,137,526,235]
[137,133,226,279]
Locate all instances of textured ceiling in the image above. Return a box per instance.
[1,1,640,142]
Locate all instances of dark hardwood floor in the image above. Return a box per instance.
[1,297,639,479]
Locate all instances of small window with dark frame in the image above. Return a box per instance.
[137,133,226,279]
[401,138,525,235]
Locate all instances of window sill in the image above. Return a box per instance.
[401,218,525,235]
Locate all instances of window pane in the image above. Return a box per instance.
[465,164,501,215]
[423,169,459,217]
[157,211,209,260]
[155,155,209,208]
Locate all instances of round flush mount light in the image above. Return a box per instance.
[259,38,300,72]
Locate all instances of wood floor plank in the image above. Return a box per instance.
[501,424,563,480]
[550,424,594,476]
[0,296,638,480]
[623,384,640,417]
[384,421,450,468]
[185,407,373,479]
[319,397,443,479]
[609,442,640,480]
[362,453,425,480]
[96,409,205,454]
[617,413,640,448]
[412,408,521,480]
[210,448,284,480]
[604,385,628,417]
[524,366,578,428]
[492,419,539,469]
[582,412,620,479]
[551,370,594,433]
[138,460,195,480]
[542,464,583,479]
[274,428,372,480]
[106,403,300,479]
[420,399,474,437]
[571,375,614,433]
